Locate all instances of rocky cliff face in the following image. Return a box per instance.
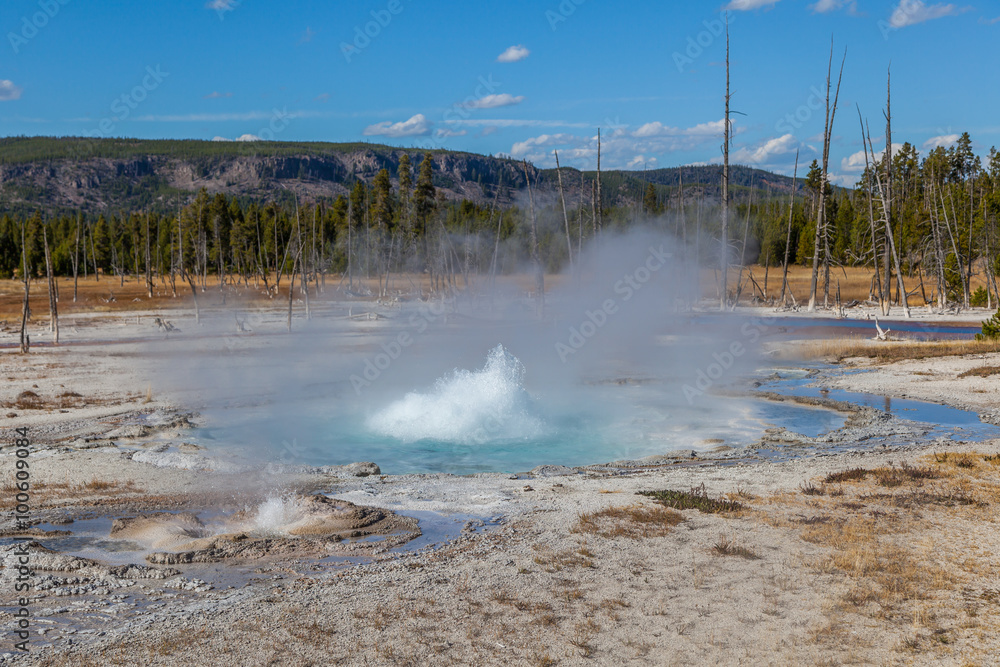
[0,147,539,215]
[0,138,804,216]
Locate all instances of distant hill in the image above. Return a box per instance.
[0,136,808,216]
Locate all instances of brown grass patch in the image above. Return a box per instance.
[958,365,1000,378]
[0,478,143,507]
[794,338,1000,363]
[574,504,684,539]
[712,535,760,560]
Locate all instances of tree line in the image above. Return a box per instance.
[2,136,1000,312]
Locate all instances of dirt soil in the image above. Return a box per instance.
[0,294,998,666]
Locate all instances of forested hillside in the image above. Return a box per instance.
[1,135,998,311]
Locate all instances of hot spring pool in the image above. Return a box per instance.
[198,344,852,474]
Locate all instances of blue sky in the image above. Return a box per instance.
[1,0,997,184]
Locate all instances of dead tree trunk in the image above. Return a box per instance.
[19,221,30,354]
[779,150,799,306]
[554,150,573,271]
[72,214,81,302]
[522,160,544,316]
[882,67,909,317]
[807,42,846,312]
[720,18,731,311]
[596,129,603,234]
[43,227,58,344]
[145,213,153,299]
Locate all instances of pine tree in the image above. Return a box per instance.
[976,308,1000,340]
[642,183,658,215]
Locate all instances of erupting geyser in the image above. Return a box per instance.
[367,344,548,445]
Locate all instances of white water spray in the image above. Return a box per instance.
[367,344,548,444]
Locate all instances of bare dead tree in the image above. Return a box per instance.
[72,214,81,302]
[145,212,153,299]
[862,118,909,318]
[596,129,603,234]
[732,171,755,309]
[882,66,909,317]
[19,220,30,354]
[807,41,846,312]
[779,150,799,306]
[720,16,731,311]
[719,14,732,310]
[522,160,544,315]
[554,150,574,272]
[43,226,58,344]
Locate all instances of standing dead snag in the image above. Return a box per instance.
[554,150,574,272]
[883,66,910,318]
[720,16,731,311]
[807,41,846,312]
[596,129,603,235]
[522,160,544,316]
[19,219,30,354]
[44,226,59,344]
[779,151,799,307]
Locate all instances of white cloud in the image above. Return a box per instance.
[496,45,530,63]
[923,134,960,150]
[510,133,578,157]
[889,0,965,28]
[508,120,731,169]
[298,27,315,44]
[203,91,233,99]
[810,0,857,13]
[363,113,432,138]
[731,134,799,166]
[828,172,859,187]
[462,94,525,110]
[0,80,23,101]
[723,0,780,10]
[627,155,657,169]
[632,119,725,138]
[211,134,265,142]
[206,0,237,10]
[840,142,906,173]
[435,128,467,138]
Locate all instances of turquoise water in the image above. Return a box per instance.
[204,345,851,474]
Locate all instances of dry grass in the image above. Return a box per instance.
[3,389,106,411]
[957,365,1000,378]
[639,483,745,514]
[794,338,1000,363]
[822,463,942,487]
[712,535,760,560]
[0,478,143,507]
[573,504,684,539]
